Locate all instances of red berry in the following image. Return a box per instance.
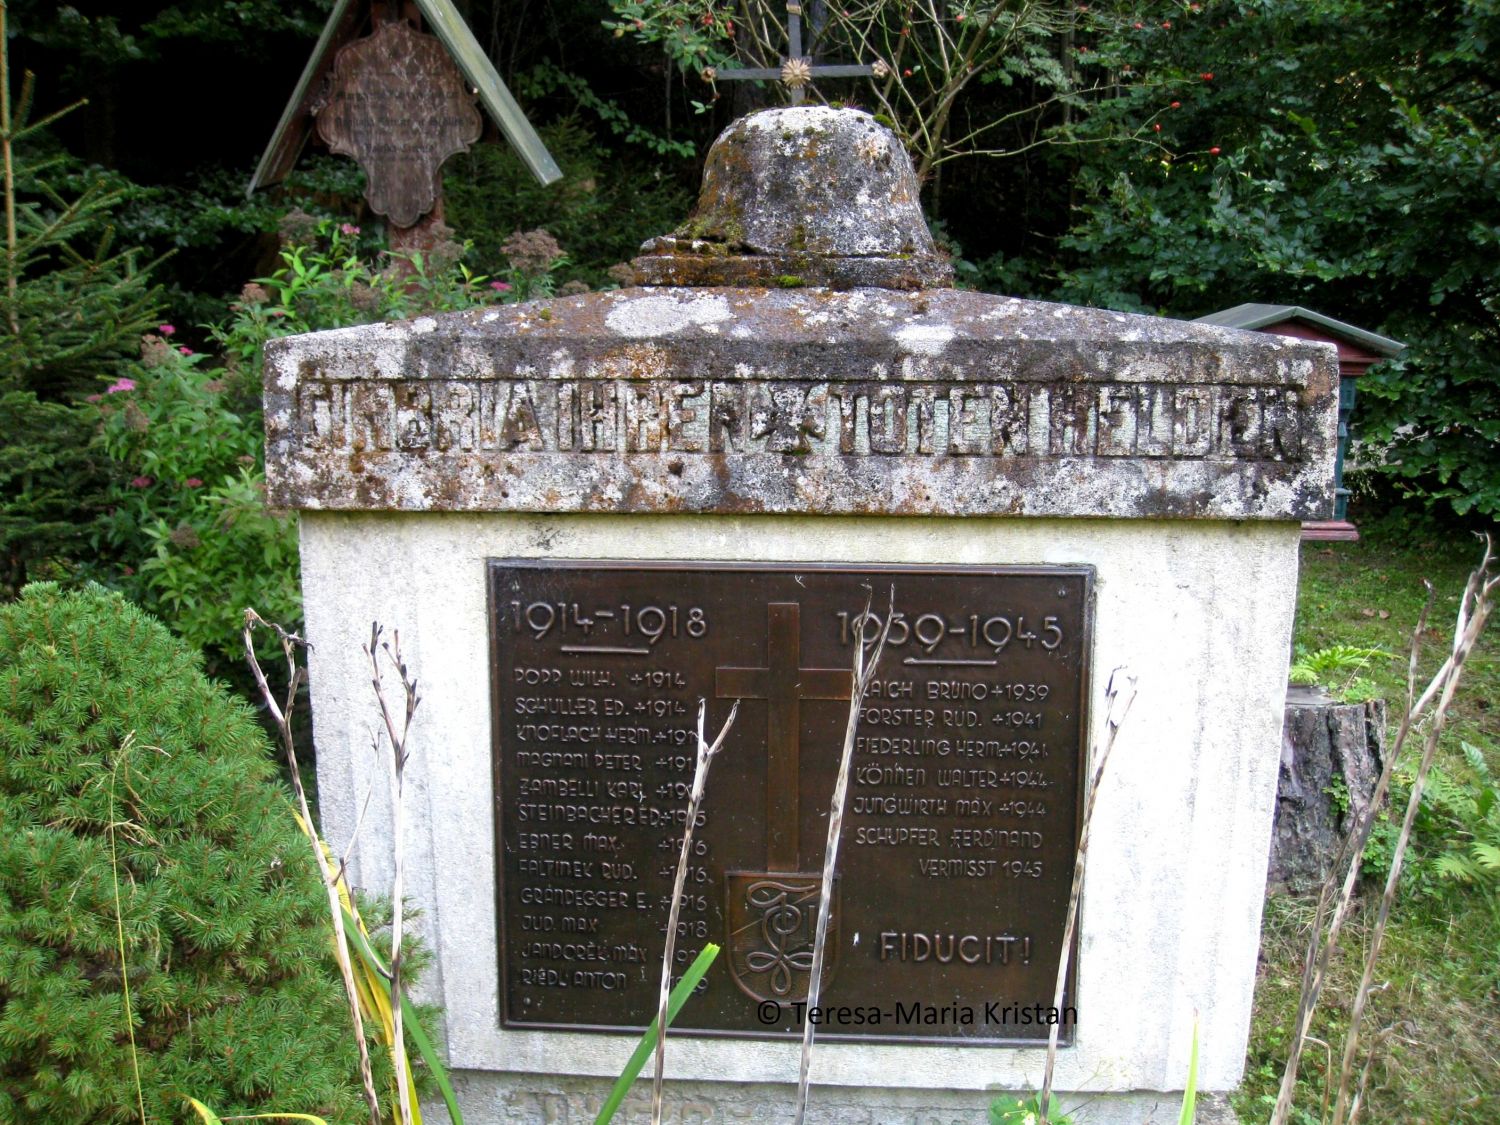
[1134,21,1144,28]
[1201,72,1214,80]
[1161,20,1172,28]
[1153,123,1161,131]
[1210,146,1221,154]
[1171,100,1181,108]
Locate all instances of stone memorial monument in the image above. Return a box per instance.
[267,107,1339,1121]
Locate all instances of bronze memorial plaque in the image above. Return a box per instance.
[490,562,1091,1043]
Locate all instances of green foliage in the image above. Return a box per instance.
[1038,0,1500,521]
[212,220,500,394]
[989,1093,1073,1124]
[604,0,738,80]
[1288,644,1394,702]
[0,584,383,1122]
[1359,748,1500,900]
[0,390,110,594]
[603,0,1141,181]
[516,65,698,159]
[118,156,372,331]
[0,147,161,398]
[444,118,695,287]
[94,344,299,666]
[1428,741,1500,888]
[8,1,327,66]
[92,221,504,665]
[0,77,162,593]
[1257,536,1500,1120]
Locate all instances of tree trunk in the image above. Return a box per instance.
[1270,692,1385,892]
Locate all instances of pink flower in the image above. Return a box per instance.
[106,378,136,394]
[184,477,203,488]
[158,324,176,336]
[85,393,102,403]
[340,223,361,235]
[130,475,153,488]
[490,281,512,292]
[179,346,194,355]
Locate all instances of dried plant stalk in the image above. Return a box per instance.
[652,700,738,1124]
[243,610,382,1125]
[1270,578,1436,1124]
[1329,543,1495,1125]
[1273,536,1495,1125]
[1037,666,1137,1125]
[366,624,422,1125]
[793,588,895,1125]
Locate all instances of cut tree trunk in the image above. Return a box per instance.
[1269,690,1385,892]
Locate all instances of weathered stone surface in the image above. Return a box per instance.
[437,1069,1242,1123]
[632,107,952,290]
[1271,695,1385,891]
[264,287,1340,519]
[308,515,1299,1104]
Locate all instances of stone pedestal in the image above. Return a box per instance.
[265,107,1339,1122]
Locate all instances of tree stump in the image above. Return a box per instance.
[1269,690,1385,892]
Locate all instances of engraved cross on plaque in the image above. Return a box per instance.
[716,602,852,871]
[717,601,852,1002]
[715,3,876,107]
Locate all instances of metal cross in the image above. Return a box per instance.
[715,2,875,106]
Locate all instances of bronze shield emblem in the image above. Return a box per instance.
[726,872,838,1003]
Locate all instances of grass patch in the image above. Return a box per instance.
[1234,528,1500,1123]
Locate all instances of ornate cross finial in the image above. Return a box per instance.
[715,3,874,106]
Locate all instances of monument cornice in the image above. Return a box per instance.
[266,285,1340,520]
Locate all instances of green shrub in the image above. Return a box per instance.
[95,220,504,668]
[0,584,383,1122]
[443,117,695,288]
[212,218,501,404]
[95,340,299,670]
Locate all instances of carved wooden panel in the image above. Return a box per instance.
[316,20,482,227]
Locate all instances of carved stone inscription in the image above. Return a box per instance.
[491,563,1090,1042]
[300,378,1304,461]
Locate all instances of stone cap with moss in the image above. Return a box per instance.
[631,106,954,291]
[262,105,1341,521]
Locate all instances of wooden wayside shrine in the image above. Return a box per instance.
[249,0,560,245]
